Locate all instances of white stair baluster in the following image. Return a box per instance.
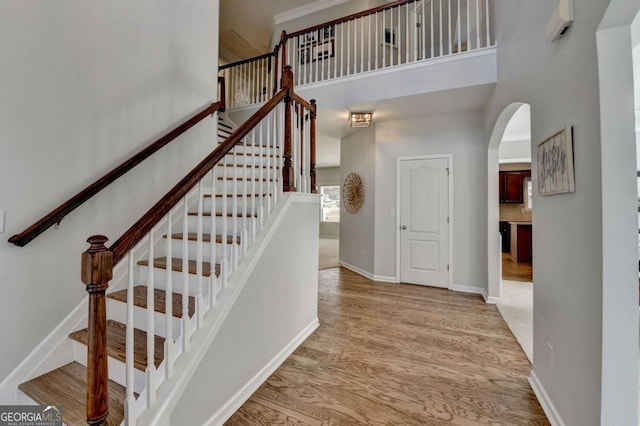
[196,181,204,328]
[181,197,190,351]
[210,166,218,305]
[146,231,156,407]
[375,12,379,70]
[165,210,173,378]
[124,252,135,425]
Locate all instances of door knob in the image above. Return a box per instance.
[401,225,407,230]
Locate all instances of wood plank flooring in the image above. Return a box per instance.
[226,267,548,425]
[502,253,533,282]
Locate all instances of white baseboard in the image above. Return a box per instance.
[450,284,485,296]
[481,289,500,304]
[529,371,565,426]
[373,274,398,283]
[206,318,320,425]
[339,261,375,281]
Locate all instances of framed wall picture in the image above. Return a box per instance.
[298,25,335,64]
[312,40,335,62]
[384,26,397,47]
[536,126,575,195]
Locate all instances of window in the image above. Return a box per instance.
[524,177,533,210]
[320,185,340,222]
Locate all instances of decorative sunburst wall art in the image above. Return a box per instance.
[343,172,365,214]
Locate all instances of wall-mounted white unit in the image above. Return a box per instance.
[545,0,574,42]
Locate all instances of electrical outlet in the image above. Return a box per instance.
[546,342,554,366]
[0,211,5,233]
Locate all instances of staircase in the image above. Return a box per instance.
[15,114,284,424]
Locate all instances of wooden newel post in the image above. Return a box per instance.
[81,235,112,425]
[310,99,317,194]
[282,65,296,192]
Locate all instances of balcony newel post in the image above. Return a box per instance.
[310,99,317,194]
[282,65,296,192]
[81,235,112,425]
[280,31,288,84]
[218,76,226,112]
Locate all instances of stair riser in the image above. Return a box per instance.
[201,196,269,214]
[107,298,182,341]
[210,181,273,194]
[186,215,257,235]
[164,239,238,264]
[180,216,257,235]
[72,341,147,394]
[134,265,218,297]
[215,165,281,180]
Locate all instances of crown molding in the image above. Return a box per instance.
[273,0,351,25]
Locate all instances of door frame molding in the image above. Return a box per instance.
[395,154,453,288]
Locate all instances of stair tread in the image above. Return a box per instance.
[188,211,258,218]
[217,163,279,169]
[164,233,237,244]
[204,193,270,198]
[18,361,126,426]
[219,141,279,149]
[138,256,220,277]
[108,285,195,318]
[217,177,275,182]
[69,320,164,371]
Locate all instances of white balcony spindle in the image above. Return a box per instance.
[457,0,462,53]
[375,12,379,69]
[431,0,435,58]
[383,11,386,67]
[448,0,452,54]
[340,23,345,77]
[485,0,490,47]
[439,0,443,56]
[347,20,351,75]
[405,4,409,63]
[476,0,481,49]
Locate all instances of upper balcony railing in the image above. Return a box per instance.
[219,0,494,110]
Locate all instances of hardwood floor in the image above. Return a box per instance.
[502,253,533,282]
[226,267,548,425]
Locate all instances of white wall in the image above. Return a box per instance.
[168,197,319,426]
[374,111,487,287]
[0,1,219,381]
[340,128,376,273]
[317,167,341,238]
[486,0,638,424]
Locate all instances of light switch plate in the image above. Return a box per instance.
[0,211,5,233]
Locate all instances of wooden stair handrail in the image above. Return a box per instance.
[219,51,276,71]
[110,80,291,264]
[9,100,224,247]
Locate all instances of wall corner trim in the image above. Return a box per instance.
[205,318,320,425]
[339,261,375,281]
[529,371,566,426]
[481,290,500,304]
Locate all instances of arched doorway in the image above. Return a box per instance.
[487,102,533,360]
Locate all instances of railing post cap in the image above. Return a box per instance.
[86,235,109,252]
[284,65,293,71]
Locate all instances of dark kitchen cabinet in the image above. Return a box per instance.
[499,221,510,253]
[499,171,531,203]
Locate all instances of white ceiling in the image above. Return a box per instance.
[501,104,531,142]
[220,0,319,61]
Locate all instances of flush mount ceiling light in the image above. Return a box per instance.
[350,112,372,128]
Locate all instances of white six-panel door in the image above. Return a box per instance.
[399,156,450,287]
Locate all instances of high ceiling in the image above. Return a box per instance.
[219,0,318,62]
